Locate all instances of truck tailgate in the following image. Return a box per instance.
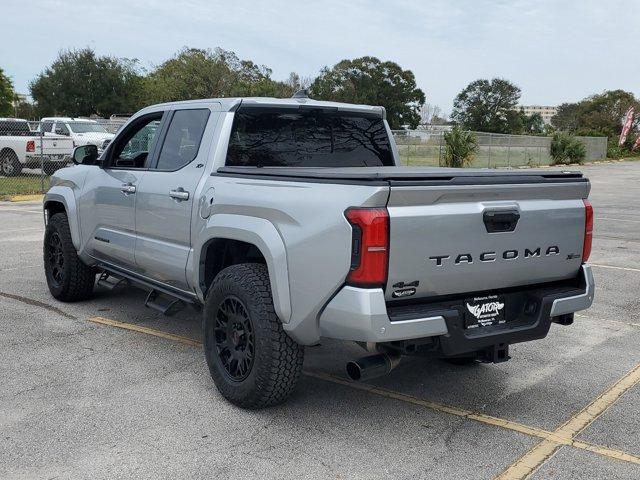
[385,173,590,301]
[41,136,74,155]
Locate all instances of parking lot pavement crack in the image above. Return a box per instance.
[494,363,640,479]
[305,369,640,473]
[0,291,77,320]
[304,370,553,440]
[6,327,92,348]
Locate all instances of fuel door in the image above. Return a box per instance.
[199,187,216,219]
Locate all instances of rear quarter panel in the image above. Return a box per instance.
[196,175,389,344]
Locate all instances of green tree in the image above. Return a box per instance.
[577,90,639,137]
[505,109,545,135]
[451,78,521,133]
[14,99,38,120]
[551,102,582,132]
[551,90,640,137]
[0,67,14,117]
[310,57,425,129]
[523,112,545,134]
[143,48,294,104]
[442,126,478,167]
[30,48,143,117]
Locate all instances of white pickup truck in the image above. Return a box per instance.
[39,117,115,153]
[0,119,74,176]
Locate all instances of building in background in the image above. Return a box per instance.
[519,105,558,125]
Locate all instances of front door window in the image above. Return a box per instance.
[109,115,162,169]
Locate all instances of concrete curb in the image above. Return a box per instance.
[4,194,44,202]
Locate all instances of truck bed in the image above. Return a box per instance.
[217,165,590,302]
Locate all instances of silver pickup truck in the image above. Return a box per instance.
[43,95,595,408]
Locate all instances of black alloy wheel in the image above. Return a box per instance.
[46,231,65,287]
[214,296,255,381]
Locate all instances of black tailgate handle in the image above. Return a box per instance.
[483,209,520,233]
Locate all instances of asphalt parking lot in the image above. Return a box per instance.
[1,161,639,479]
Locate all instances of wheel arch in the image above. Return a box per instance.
[0,146,18,158]
[44,188,81,251]
[195,214,291,324]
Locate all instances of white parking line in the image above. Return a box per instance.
[0,208,42,214]
[0,227,43,233]
[596,217,640,224]
[591,264,640,273]
[576,313,640,329]
[0,264,40,272]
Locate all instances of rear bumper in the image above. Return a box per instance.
[550,265,595,316]
[319,287,448,343]
[319,265,594,347]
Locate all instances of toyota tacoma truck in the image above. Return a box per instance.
[0,118,73,176]
[42,94,595,409]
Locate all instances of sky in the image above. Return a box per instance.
[2,0,639,115]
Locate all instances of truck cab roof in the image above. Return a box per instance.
[135,97,386,118]
[41,117,99,123]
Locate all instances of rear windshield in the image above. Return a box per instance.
[68,122,108,133]
[226,107,394,167]
[0,121,31,136]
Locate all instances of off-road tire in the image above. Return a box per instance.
[44,213,95,301]
[203,263,304,409]
[0,150,22,177]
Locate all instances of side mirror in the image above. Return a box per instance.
[73,144,99,165]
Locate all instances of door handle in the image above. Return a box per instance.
[169,188,190,201]
[121,183,136,195]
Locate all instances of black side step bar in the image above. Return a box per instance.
[145,290,185,316]
[96,272,129,291]
[96,262,201,316]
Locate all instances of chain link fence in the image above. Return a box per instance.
[0,117,609,199]
[0,118,118,199]
[392,130,607,168]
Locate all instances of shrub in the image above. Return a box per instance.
[550,132,585,165]
[566,139,586,163]
[607,139,623,159]
[607,135,638,159]
[442,126,478,167]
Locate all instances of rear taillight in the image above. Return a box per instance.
[345,207,389,287]
[26,140,35,152]
[582,199,593,262]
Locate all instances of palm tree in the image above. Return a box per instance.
[442,126,478,168]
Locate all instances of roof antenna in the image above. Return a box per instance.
[292,89,309,99]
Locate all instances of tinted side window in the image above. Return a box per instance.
[55,123,70,135]
[109,114,163,169]
[0,121,31,136]
[226,108,394,167]
[155,109,210,171]
[41,121,53,133]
